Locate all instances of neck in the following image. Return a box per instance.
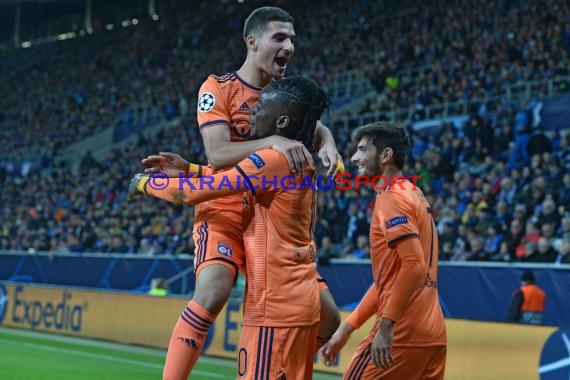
[237,57,273,88]
[383,166,402,179]
[374,166,403,190]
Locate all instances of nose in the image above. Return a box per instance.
[351,152,359,163]
[283,38,294,55]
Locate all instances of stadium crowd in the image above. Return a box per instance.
[358,0,570,115]
[2,109,569,264]
[2,0,569,160]
[1,0,569,263]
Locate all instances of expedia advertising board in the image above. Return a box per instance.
[0,282,185,347]
[0,283,565,379]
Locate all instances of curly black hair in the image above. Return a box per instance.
[265,75,330,152]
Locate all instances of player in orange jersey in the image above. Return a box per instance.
[141,7,340,380]
[321,122,447,379]
[131,75,331,379]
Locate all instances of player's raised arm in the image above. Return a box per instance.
[129,149,291,205]
[198,76,313,174]
[201,123,313,175]
[141,152,206,178]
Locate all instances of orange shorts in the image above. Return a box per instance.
[237,323,318,380]
[193,193,251,278]
[344,340,446,380]
[193,218,245,279]
[192,197,331,292]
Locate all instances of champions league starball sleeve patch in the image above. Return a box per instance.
[198,92,216,112]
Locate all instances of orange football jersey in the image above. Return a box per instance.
[145,148,321,327]
[195,72,262,225]
[369,180,446,347]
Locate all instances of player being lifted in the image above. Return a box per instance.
[131,75,331,379]
[141,7,341,379]
[321,122,447,379]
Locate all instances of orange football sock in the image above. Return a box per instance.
[162,300,216,380]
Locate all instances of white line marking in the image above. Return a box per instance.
[0,338,228,379]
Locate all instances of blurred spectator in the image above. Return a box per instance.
[555,240,570,265]
[490,242,512,262]
[536,238,557,263]
[483,224,503,257]
[440,242,454,261]
[348,235,370,259]
[537,200,561,229]
[318,236,340,265]
[521,242,540,262]
[466,237,488,261]
[515,222,541,259]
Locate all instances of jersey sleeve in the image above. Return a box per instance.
[233,149,292,195]
[145,149,290,204]
[197,76,229,131]
[381,191,420,248]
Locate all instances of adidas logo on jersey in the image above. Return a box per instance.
[239,102,250,111]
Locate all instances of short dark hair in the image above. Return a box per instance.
[265,75,329,152]
[352,122,410,169]
[243,6,294,40]
[522,271,535,283]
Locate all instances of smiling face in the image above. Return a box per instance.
[251,21,295,80]
[351,136,381,176]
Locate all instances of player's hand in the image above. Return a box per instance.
[318,140,343,177]
[142,152,189,177]
[128,173,148,201]
[321,322,355,366]
[371,318,395,369]
[269,136,314,176]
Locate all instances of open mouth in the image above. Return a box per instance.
[275,56,288,68]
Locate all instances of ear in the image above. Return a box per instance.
[246,34,257,52]
[379,147,393,164]
[276,116,290,129]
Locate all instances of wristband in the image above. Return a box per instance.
[187,163,202,178]
[136,176,149,194]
